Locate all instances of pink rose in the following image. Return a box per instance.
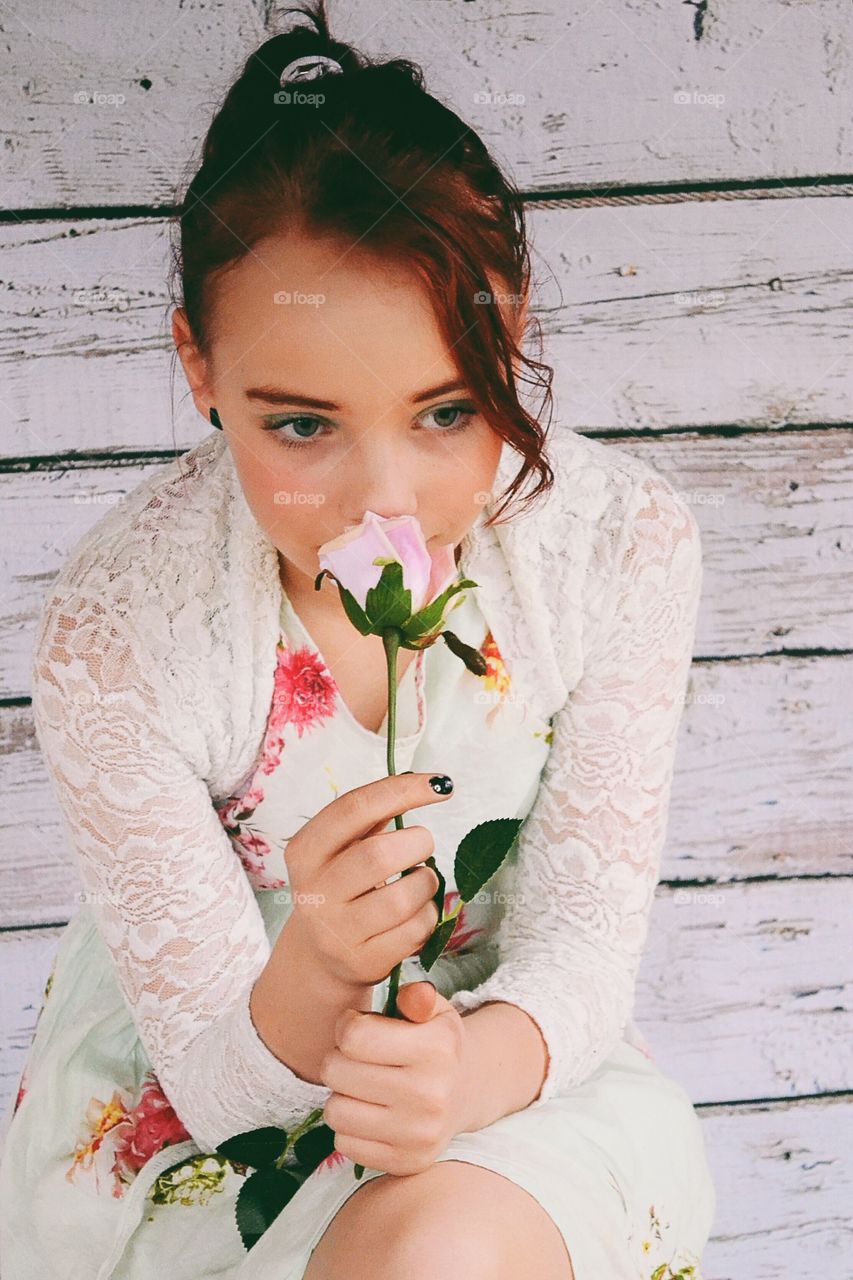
[318,510,456,613]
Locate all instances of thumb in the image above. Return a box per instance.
[395,980,450,1023]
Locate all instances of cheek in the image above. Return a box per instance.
[229,439,334,543]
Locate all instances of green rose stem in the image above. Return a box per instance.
[380,626,444,1021]
[381,627,409,1020]
[353,625,441,1181]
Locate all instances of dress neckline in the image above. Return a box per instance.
[278,587,428,745]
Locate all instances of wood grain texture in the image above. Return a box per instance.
[2,0,852,1266]
[2,197,853,456]
[2,0,852,206]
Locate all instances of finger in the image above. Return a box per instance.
[331,1128,397,1174]
[335,1006,436,1067]
[395,981,439,1023]
[308,773,455,871]
[335,826,437,902]
[354,889,439,965]
[324,1094,402,1147]
[321,1050,409,1108]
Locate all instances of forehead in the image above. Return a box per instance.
[207,231,461,397]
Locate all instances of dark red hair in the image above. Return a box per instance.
[168,1,554,527]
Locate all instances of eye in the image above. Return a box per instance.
[259,414,330,450]
[419,402,478,434]
[258,401,478,452]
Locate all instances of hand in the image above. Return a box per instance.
[320,981,467,1177]
[284,774,451,990]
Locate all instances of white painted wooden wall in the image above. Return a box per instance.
[1,2,852,1275]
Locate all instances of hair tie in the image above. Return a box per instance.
[279,54,344,86]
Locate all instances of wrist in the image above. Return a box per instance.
[452,1001,550,1135]
[251,913,373,1084]
[284,910,373,1004]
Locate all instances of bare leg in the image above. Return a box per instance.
[304,1159,574,1280]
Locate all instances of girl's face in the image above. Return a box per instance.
[173,231,515,608]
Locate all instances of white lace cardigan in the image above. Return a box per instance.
[30,424,702,1152]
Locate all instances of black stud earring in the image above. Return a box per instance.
[209,406,224,430]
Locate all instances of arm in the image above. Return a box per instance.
[250,911,374,1085]
[453,1001,549,1133]
[30,591,335,1152]
[448,471,704,1107]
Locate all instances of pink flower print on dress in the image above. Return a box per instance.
[264,640,338,771]
[112,1076,192,1183]
[66,1072,191,1199]
[215,794,275,880]
[215,640,337,885]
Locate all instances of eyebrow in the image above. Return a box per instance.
[244,378,469,410]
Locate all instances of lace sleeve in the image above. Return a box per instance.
[30,593,331,1152]
[449,472,703,1105]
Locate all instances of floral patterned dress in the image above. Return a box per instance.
[0,582,715,1280]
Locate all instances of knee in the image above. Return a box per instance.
[306,1168,503,1280]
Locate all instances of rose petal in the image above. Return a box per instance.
[317,511,458,617]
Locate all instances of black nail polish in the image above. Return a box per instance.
[429,775,454,795]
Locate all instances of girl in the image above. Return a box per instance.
[0,6,716,1277]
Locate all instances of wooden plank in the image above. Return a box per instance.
[2,431,851,700]
[3,651,850,927]
[636,878,853,1104]
[613,431,853,656]
[699,1093,853,1279]
[1,879,850,1106]
[667,655,852,883]
[3,197,853,454]
[3,1,852,207]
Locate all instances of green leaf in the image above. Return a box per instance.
[364,560,411,629]
[314,570,373,634]
[430,859,447,918]
[404,578,478,640]
[454,818,523,902]
[216,1127,288,1169]
[338,585,374,634]
[236,1166,303,1251]
[291,1122,336,1171]
[419,916,459,972]
[441,629,488,675]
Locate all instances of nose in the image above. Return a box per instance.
[345,440,418,528]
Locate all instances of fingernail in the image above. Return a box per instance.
[400,770,414,775]
[429,775,454,795]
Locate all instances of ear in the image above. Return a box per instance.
[171,307,214,422]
